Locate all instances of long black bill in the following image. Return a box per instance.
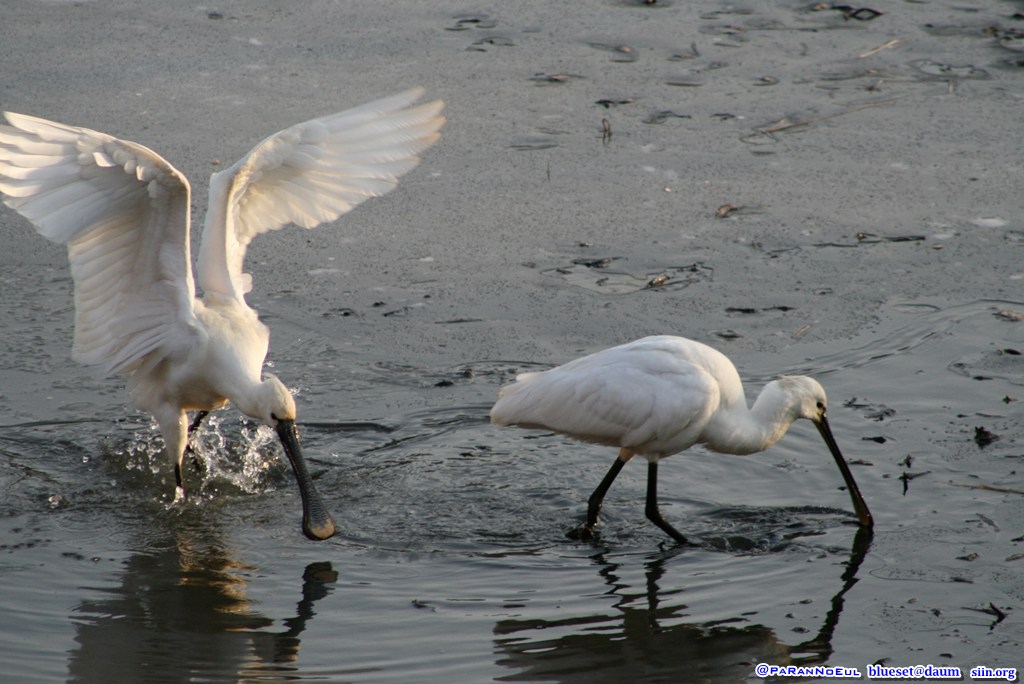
[816,415,874,529]
[276,419,337,541]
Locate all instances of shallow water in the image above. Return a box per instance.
[1,297,1021,683]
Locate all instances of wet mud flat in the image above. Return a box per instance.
[1,0,1023,682]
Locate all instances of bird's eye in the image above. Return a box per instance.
[816,401,826,411]
[270,412,279,421]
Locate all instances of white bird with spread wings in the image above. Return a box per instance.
[0,88,445,540]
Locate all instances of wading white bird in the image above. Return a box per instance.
[490,335,874,543]
[0,88,444,540]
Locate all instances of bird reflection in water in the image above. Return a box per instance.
[493,528,872,682]
[67,527,336,682]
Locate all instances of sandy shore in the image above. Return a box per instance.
[3,1,1020,383]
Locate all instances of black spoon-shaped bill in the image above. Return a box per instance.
[816,414,874,529]
[276,419,337,541]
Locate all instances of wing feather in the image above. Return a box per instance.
[491,338,723,455]
[0,112,197,375]
[197,87,445,299]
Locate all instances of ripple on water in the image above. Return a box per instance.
[2,297,1024,681]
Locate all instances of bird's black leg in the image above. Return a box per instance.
[184,410,210,474]
[572,449,632,539]
[644,460,689,545]
[586,458,626,530]
[174,461,186,493]
[188,410,210,436]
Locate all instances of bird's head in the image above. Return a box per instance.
[774,375,829,424]
[259,373,298,426]
[256,374,336,540]
[775,375,874,529]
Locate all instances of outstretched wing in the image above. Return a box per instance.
[491,338,722,455]
[198,87,445,300]
[0,112,196,375]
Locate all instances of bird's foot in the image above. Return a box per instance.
[172,485,188,506]
[663,531,703,549]
[566,523,600,542]
[656,529,696,548]
[658,537,700,552]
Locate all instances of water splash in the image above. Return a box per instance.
[103,414,288,499]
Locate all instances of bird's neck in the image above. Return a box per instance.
[703,384,798,455]
[229,384,266,423]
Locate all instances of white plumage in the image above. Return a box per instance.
[0,88,445,540]
[491,335,873,543]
